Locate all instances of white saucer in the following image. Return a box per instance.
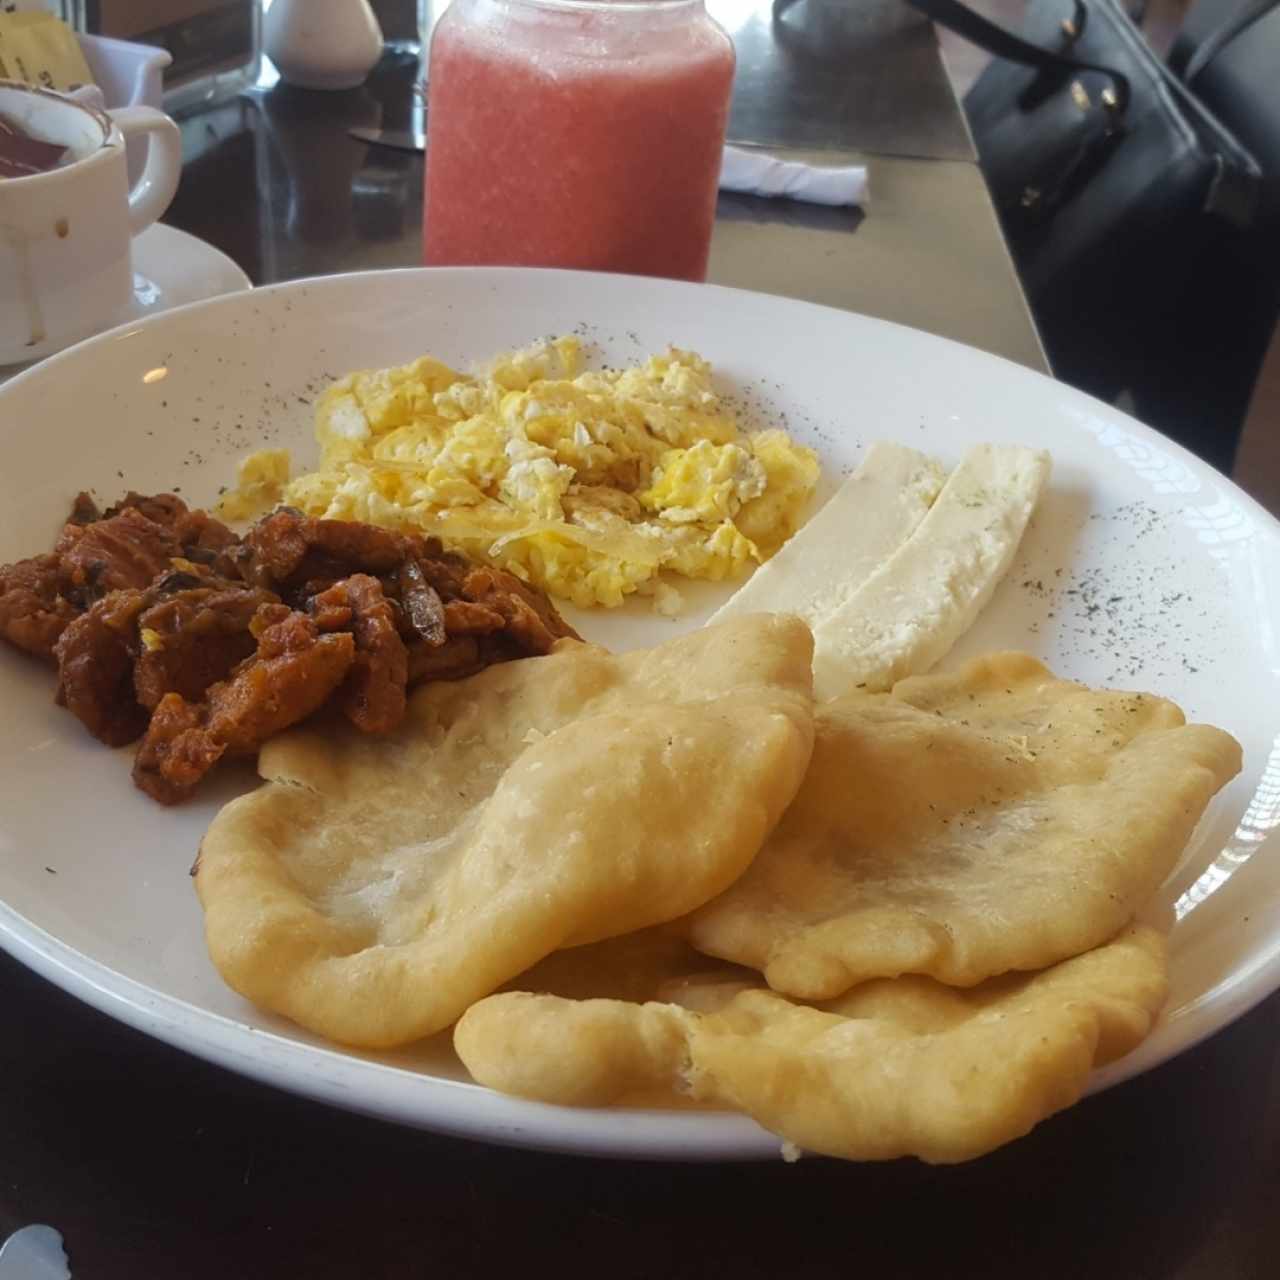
[0,224,251,383]
[129,222,252,320]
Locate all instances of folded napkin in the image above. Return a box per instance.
[719,145,869,208]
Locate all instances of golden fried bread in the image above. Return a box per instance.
[194,614,814,1047]
[684,653,1241,997]
[454,925,1168,1164]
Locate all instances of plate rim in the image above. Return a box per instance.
[0,902,786,1162]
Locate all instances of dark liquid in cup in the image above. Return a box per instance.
[0,114,68,179]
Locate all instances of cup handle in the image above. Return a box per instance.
[107,106,183,237]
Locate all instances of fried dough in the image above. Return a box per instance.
[455,925,1168,1163]
[194,614,814,1047]
[684,653,1241,998]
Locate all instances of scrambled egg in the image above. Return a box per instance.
[220,338,819,612]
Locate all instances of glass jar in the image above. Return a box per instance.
[423,0,735,282]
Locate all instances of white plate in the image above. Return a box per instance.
[1,268,1278,1162]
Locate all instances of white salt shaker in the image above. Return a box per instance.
[264,0,385,91]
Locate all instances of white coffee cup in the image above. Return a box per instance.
[0,80,182,366]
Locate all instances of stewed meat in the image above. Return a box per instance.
[405,634,485,684]
[133,607,356,804]
[459,564,579,654]
[440,599,506,636]
[66,492,102,526]
[98,491,236,551]
[57,507,184,601]
[234,508,409,596]
[53,591,152,746]
[54,570,281,746]
[133,583,281,709]
[1,492,247,668]
[309,574,408,733]
[3,491,582,802]
[57,490,238,570]
[0,553,80,660]
[102,491,186,526]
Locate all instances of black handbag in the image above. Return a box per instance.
[905,0,1268,472]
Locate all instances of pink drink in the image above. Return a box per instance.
[424,0,735,281]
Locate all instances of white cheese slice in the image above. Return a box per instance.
[709,441,946,628]
[810,443,1051,699]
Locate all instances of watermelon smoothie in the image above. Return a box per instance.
[423,0,735,281]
